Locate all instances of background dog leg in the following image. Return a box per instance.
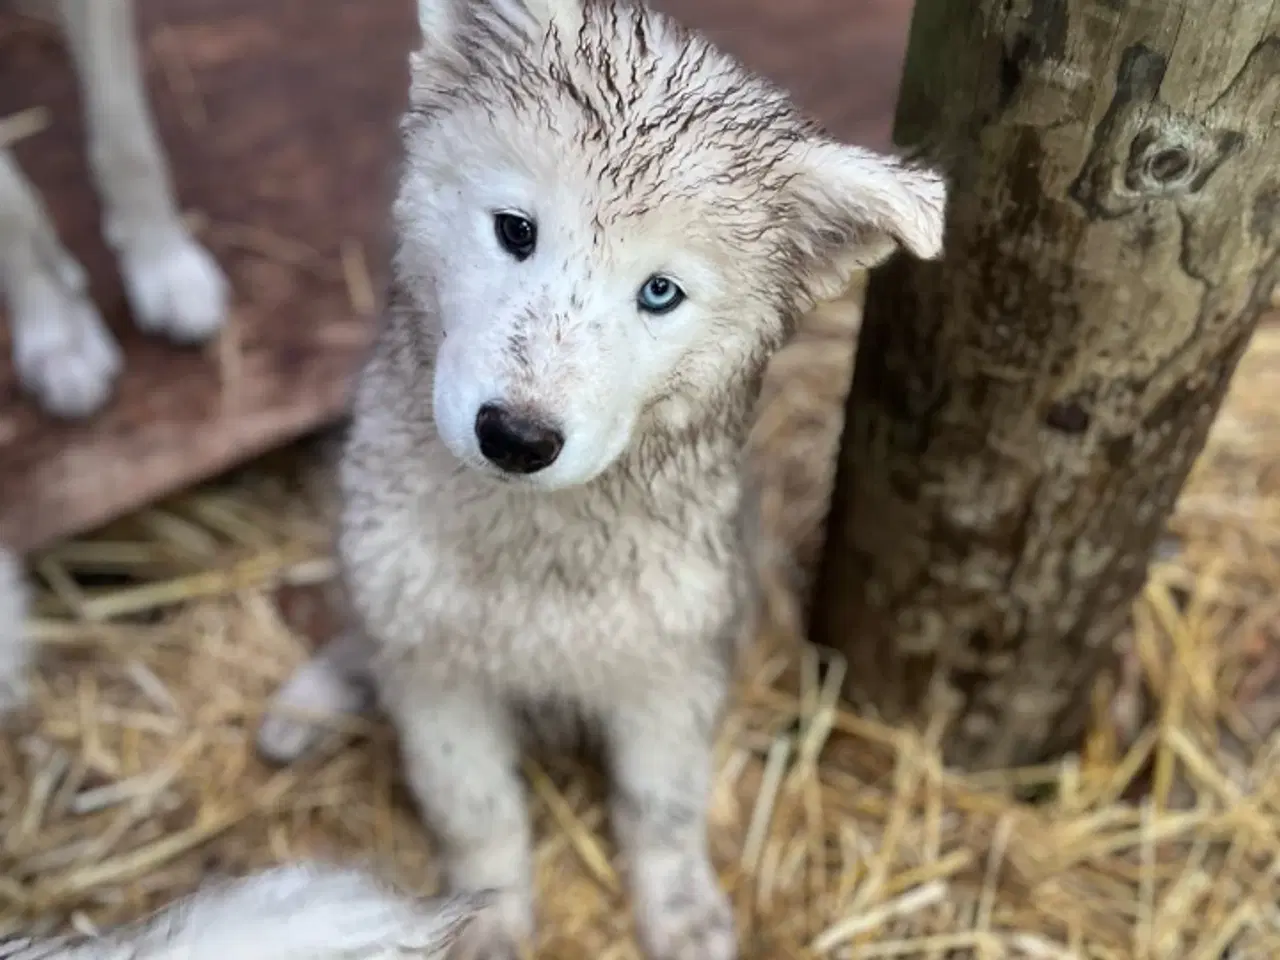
[55,0,228,344]
[256,628,376,764]
[394,689,535,960]
[0,544,32,716]
[606,694,737,960]
[0,148,123,417]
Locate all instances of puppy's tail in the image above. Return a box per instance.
[0,544,32,715]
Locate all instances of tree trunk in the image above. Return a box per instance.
[809,0,1280,771]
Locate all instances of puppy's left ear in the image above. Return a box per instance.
[779,139,948,302]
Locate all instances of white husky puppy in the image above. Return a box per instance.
[1,0,228,419]
[0,863,490,960]
[257,0,947,957]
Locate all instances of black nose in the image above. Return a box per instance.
[475,403,564,474]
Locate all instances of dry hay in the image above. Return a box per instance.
[3,285,1280,958]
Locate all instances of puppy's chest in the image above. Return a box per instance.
[363,494,746,699]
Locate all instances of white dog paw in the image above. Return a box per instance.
[118,230,229,344]
[10,269,123,419]
[634,859,737,960]
[256,656,371,764]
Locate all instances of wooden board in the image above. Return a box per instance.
[0,0,416,552]
[0,0,911,553]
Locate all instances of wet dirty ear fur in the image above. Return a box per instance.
[781,138,948,301]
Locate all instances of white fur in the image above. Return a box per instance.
[0,544,31,716]
[260,0,948,957]
[0,862,491,960]
[1,0,228,420]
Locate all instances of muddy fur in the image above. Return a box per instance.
[257,0,947,958]
[0,863,490,960]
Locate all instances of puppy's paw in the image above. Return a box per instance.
[118,228,229,344]
[256,656,371,764]
[9,262,123,419]
[633,854,737,960]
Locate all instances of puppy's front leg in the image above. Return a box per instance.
[394,688,535,960]
[605,691,737,960]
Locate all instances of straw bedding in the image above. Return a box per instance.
[3,279,1280,958]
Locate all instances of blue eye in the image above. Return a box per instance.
[637,275,686,315]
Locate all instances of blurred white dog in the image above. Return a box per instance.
[0,863,491,960]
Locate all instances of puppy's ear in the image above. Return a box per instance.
[415,0,584,53]
[779,139,948,302]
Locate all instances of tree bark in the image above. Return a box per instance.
[809,0,1280,770]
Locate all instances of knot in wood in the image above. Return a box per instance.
[1125,128,1201,194]
[1146,147,1192,184]
[1123,123,1242,199]
[1045,400,1091,434]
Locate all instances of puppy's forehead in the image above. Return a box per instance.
[481,5,810,211]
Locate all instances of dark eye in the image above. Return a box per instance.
[494,212,536,261]
[637,275,685,315]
